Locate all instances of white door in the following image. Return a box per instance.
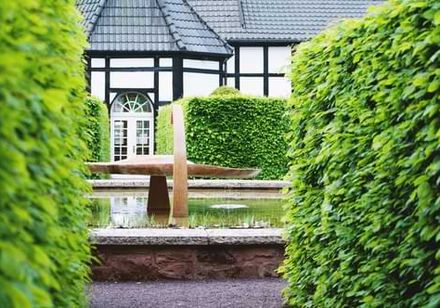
[111,92,154,161]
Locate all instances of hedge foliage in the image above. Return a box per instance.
[85,96,110,162]
[156,104,174,155]
[282,0,440,306]
[0,1,90,307]
[157,96,289,179]
[210,86,241,96]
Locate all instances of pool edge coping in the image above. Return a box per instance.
[90,228,285,246]
[89,179,290,190]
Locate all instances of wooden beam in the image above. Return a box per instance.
[171,105,188,224]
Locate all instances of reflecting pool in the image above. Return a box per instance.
[89,194,285,228]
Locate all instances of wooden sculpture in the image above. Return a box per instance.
[87,104,260,226]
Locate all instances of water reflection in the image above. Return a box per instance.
[89,195,284,229]
[90,196,171,228]
[111,197,149,228]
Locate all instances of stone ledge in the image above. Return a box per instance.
[89,179,289,190]
[205,229,284,245]
[90,228,284,246]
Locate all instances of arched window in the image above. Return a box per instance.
[111,92,153,114]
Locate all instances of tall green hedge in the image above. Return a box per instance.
[85,96,110,162]
[0,1,90,307]
[210,86,241,96]
[156,104,174,155]
[157,96,289,180]
[282,0,440,306]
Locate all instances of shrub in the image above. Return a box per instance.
[282,0,440,306]
[210,86,241,96]
[156,104,174,155]
[85,96,110,162]
[157,96,289,180]
[0,1,90,307]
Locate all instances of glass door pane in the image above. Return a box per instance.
[135,120,150,155]
[113,120,128,161]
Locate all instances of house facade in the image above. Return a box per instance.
[77,0,380,161]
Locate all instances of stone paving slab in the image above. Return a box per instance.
[90,228,284,246]
[89,279,286,308]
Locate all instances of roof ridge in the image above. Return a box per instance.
[86,0,107,38]
[238,0,247,29]
[181,0,233,53]
[156,0,187,51]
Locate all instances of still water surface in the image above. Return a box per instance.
[89,194,285,228]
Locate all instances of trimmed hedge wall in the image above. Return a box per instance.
[0,1,90,307]
[210,86,241,96]
[157,96,289,180]
[156,104,174,155]
[282,0,440,307]
[85,96,110,162]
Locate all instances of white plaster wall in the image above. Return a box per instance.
[268,46,291,74]
[240,77,264,96]
[269,77,291,97]
[110,72,154,88]
[110,92,117,103]
[110,58,154,68]
[91,58,105,68]
[226,55,235,74]
[184,59,219,70]
[183,73,219,97]
[159,72,173,101]
[91,71,105,100]
[160,58,172,66]
[239,47,264,73]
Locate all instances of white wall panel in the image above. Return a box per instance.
[159,72,173,101]
[226,55,235,74]
[239,47,263,73]
[159,58,172,66]
[148,93,155,102]
[91,58,105,68]
[268,46,291,74]
[226,77,235,87]
[110,92,117,103]
[269,77,291,97]
[110,58,154,68]
[240,77,264,96]
[91,71,105,100]
[110,72,154,88]
[183,59,219,70]
[184,73,219,97]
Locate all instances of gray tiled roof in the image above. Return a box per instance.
[77,0,107,37]
[76,0,232,55]
[187,0,383,42]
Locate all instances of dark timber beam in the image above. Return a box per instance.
[86,56,91,93]
[104,57,110,107]
[173,57,183,100]
[263,46,269,96]
[235,47,240,90]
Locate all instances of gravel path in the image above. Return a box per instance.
[89,279,286,308]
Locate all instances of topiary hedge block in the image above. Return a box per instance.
[0,1,91,306]
[156,96,289,180]
[85,96,110,162]
[282,0,440,306]
[210,86,241,96]
[156,104,174,155]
